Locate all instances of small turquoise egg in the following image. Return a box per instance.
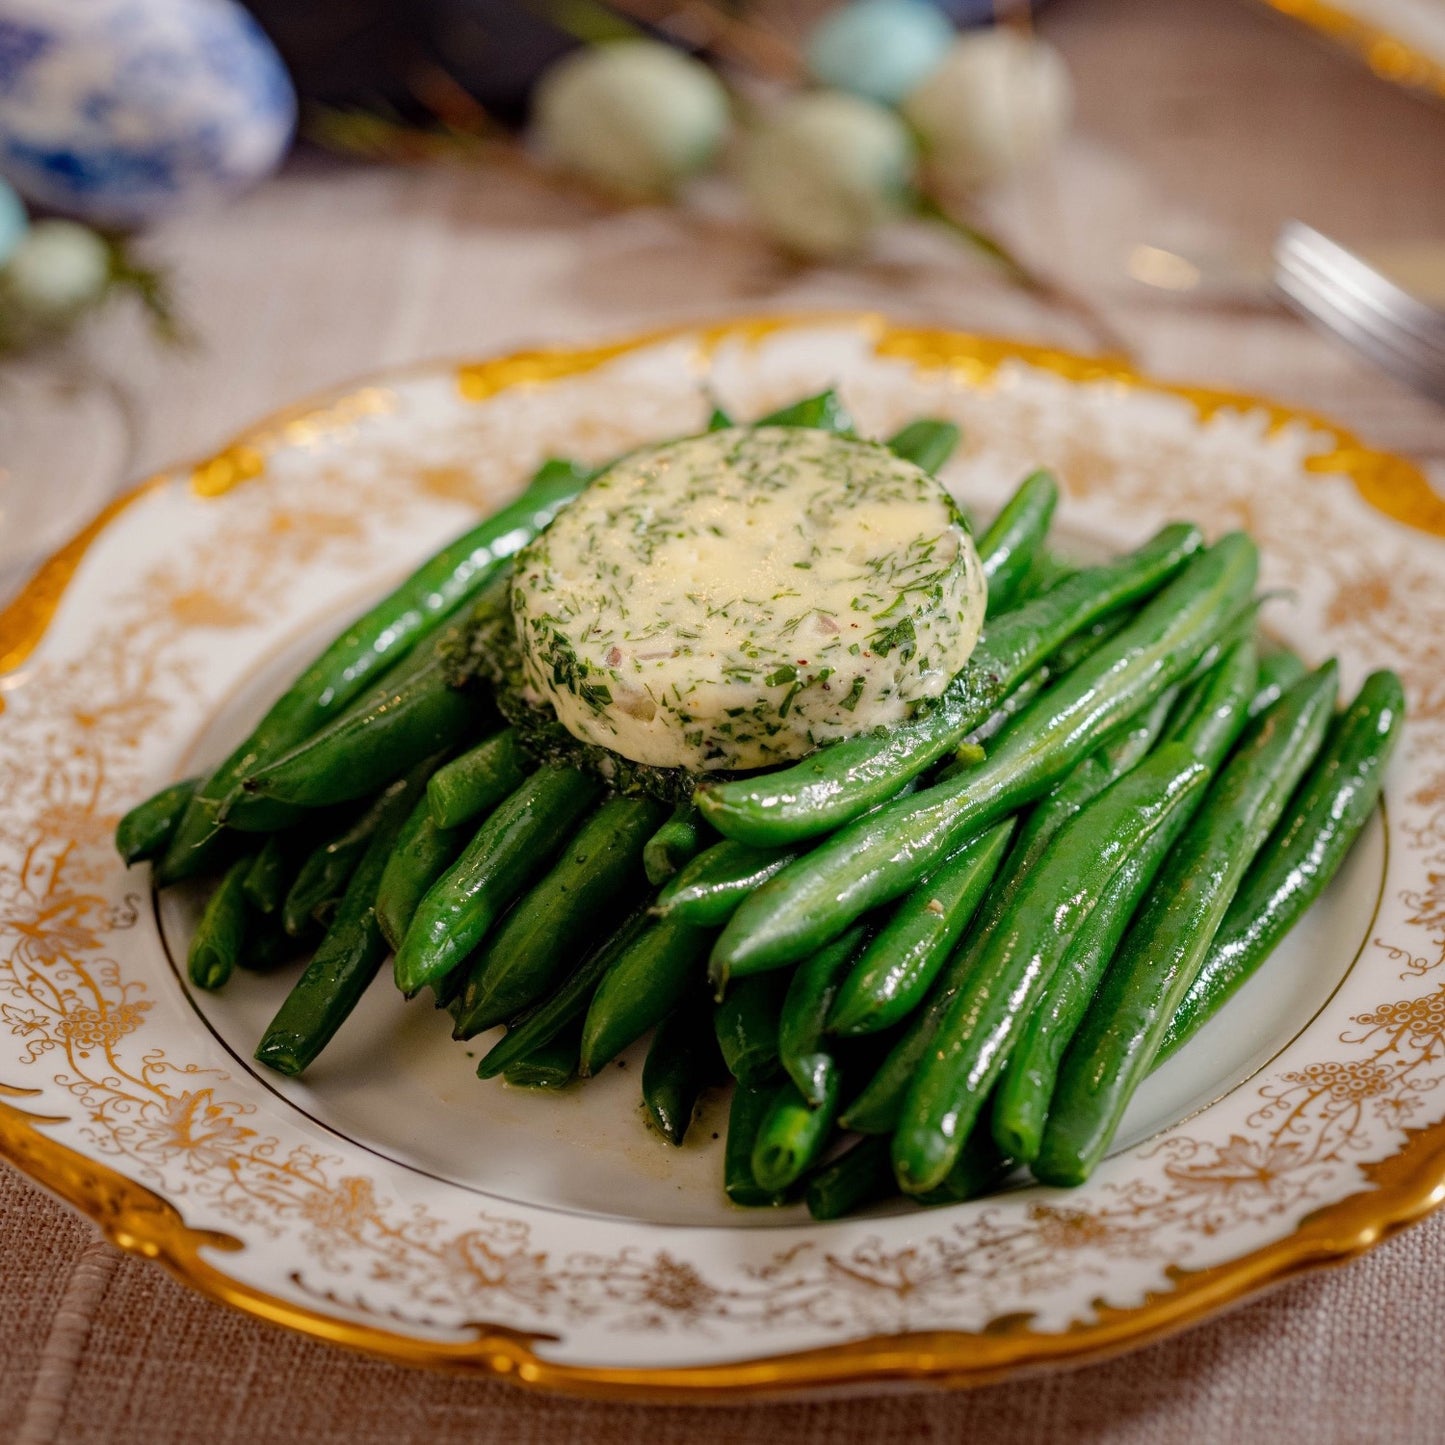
[806,0,954,107]
[0,176,26,267]
[0,0,297,225]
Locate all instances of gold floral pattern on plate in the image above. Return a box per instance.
[1,315,1443,1397]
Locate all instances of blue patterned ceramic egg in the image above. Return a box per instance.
[0,0,296,225]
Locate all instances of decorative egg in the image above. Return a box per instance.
[806,0,955,107]
[902,30,1071,191]
[0,0,297,225]
[0,175,25,265]
[4,217,109,315]
[533,40,730,200]
[741,92,915,260]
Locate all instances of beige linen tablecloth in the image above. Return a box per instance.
[4,0,1444,1438]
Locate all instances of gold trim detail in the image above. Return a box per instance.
[3,313,1445,1398]
[0,479,162,675]
[1260,0,1445,99]
[3,1089,1445,1400]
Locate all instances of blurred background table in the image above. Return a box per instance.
[3,0,1444,1439]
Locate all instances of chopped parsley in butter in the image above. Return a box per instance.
[511,426,986,771]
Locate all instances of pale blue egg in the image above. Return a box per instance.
[807,0,954,107]
[0,0,297,225]
[0,175,26,265]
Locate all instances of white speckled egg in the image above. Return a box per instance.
[0,0,296,225]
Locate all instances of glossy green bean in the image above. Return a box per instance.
[254,769,426,1075]
[712,536,1256,981]
[1035,663,1341,1186]
[714,973,788,1088]
[393,766,603,997]
[282,796,392,938]
[502,1023,582,1090]
[724,1082,788,1207]
[755,389,853,432]
[804,1136,895,1220]
[990,641,1259,1161]
[1159,668,1404,1061]
[892,745,1212,1192]
[473,905,652,1067]
[643,804,712,887]
[653,838,800,926]
[977,470,1058,617]
[828,821,1013,1037]
[578,915,715,1075]
[643,997,723,1145]
[839,683,1186,1137]
[115,777,197,865]
[235,625,484,811]
[779,925,869,1104]
[427,729,530,830]
[695,522,1204,848]
[242,833,291,916]
[187,856,252,990]
[1248,647,1308,719]
[155,458,590,883]
[374,794,470,953]
[885,419,961,474]
[752,1073,841,1192]
[451,794,666,1035]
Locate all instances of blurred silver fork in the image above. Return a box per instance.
[1273,221,1445,404]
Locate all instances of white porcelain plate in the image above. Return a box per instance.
[2,315,1444,1399]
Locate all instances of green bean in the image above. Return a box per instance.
[712,536,1256,981]
[187,856,253,990]
[805,1136,895,1220]
[1162,638,1261,766]
[839,683,1186,1137]
[643,804,712,887]
[779,925,869,1104]
[755,389,853,433]
[374,794,470,953]
[234,624,486,812]
[714,972,788,1087]
[1159,668,1404,1061]
[473,905,652,1065]
[990,785,1206,1162]
[254,768,427,1075]
[1249,647,1308,719]
[115,777,197,866]
[990,642,1259,1161]
[502,1023,582,1090]
[654,838,801,927]
[885,419,961,474]
[242,833,293,916]
[913,1124,1013,1206]
[451,794,667,1035]
[752,1073,841,1192]
[393,766,603,997]
[978,470,1058,617]
[578,915,715,1075]
[282,797,390,938]
[696,522,1204,848]
[892,744,1211,1192]
[237,919,299,973]
[724,1082,788,1207]
[427,730,530,830]
[1035,662,1340,1187]
[643,997,723,1144]
[155,458,590,884]
[828,822,1013,1037]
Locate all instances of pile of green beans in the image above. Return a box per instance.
[117,397,1404,1220]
